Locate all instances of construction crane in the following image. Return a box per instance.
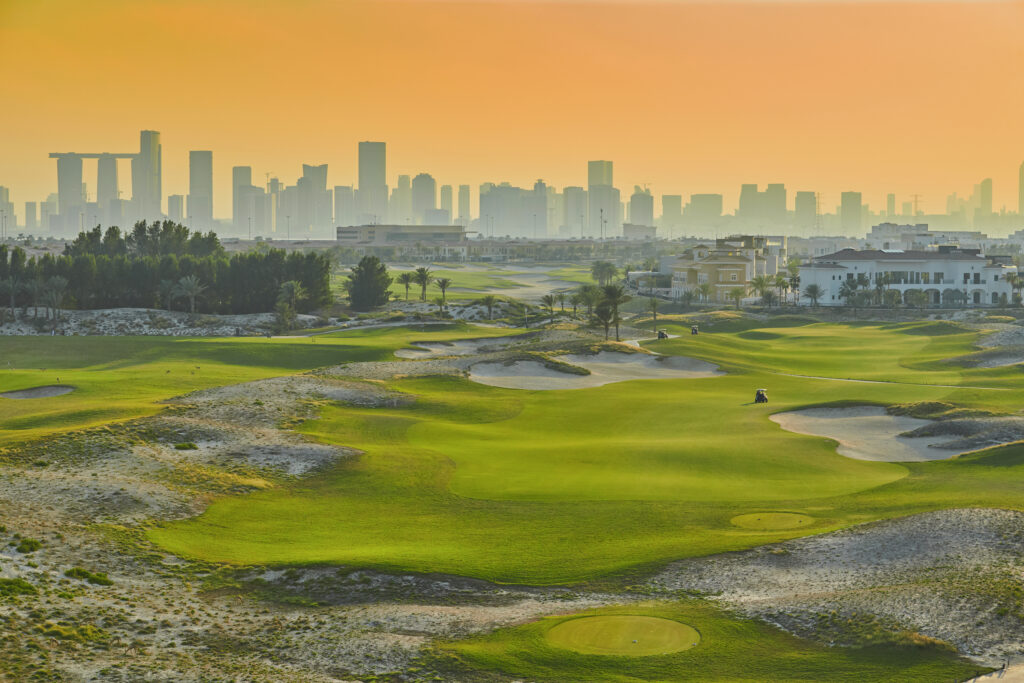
[911,194,923,216]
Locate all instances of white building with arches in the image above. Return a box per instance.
[798,247,1017,307]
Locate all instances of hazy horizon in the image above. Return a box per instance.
[2,0,1022,217]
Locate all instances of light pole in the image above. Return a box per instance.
[287,215,291,240]
[579,213,584,240]
[248,216,252,241]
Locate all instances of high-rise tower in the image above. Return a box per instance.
[131,130,162,220]
[357,141,387,224]
[188,151,213,229]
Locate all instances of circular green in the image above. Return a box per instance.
[545,615,700,656]
[731,512,814,531]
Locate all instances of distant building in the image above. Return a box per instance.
[799,246,1016,307]
[188,150,213,230]
[840,191,863,234]
[670,235,787,303]
[628,186,654,227]
[357,141,388,224]
[336,223,468,245]
[794,191,817,232]
[167,194,184,222]
[411,173,437,224]
[457,184,471,226]
[587,160,619,238]
[622,223,656,241]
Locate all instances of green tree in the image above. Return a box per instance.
[175,275,206,314]
[647,296,659,327]
[578,284,602,317]
[435,277,453,307]
[479,294,498,320]
[397,272,414,300]
[593,300,616,340]
[728,286,746,310]
[601,283,631,341]
[278,280,308,311]
[590,260,618,286]
[540,294,557,323]
[413,266,433,301]
[803,283,824,307]
[696,282,713,304]
[761,290,778,308]
[345,255,393,311]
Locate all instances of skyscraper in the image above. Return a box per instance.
[188,151,213,230]
[357,141,387,224]
[96,154,119,223]
[334,185,355,227]
[131,130,162,220]
[794,191,817,232]
[457,184,470,226]
[886,193,896,217]
[628,186,654,227]
[411,173,437,224]
[563,187,587,238]
[763,184,786,223]
[840,191,863,234]
[167,195,184,222]
[54,154,84,232]
[587,160,618,238]
[25,201,37,231]
[232,166,253,233]
[661,195,682,237]
[439,184,453,223]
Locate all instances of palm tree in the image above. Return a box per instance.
[647,296,659,328]
[557,292,566,312]
[905,288,929,311]
[479,294,498,320]
[3,276,21,322]
[540,294,556,323]
[728,286,746,310]
[749,275,771,300]
[278,280,307,310]
[679,290,697,308]
[413,266,433,301]
[45,276,68,320]
[593,301,615,340]
[696,282,713,304]
[175,275,206,314]
[435,277,452,307]
[397,272,414,300]
[158,279,176,311]
[590,260,618,286]
[569,293,582,318]
[578,284,602,317]
[432,295,446,314]
[0,280,9,324]
[601,284,631,341]
[803,284,824,308]
[761,290,778,308]
[774,273,789,305]
[642,256,659,272]
[23,279,41,318]
[839,279,859,308]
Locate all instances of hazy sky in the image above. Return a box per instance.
[1,0,1023,219]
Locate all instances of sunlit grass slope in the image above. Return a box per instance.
[0,323,513,448]
[150,320,1024,584]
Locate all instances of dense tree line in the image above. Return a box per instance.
[0,221,332,317]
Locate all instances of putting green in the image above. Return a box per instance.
[545,615,699,656]
[731,512,815,530]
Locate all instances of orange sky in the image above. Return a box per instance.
[1,0,1023,220]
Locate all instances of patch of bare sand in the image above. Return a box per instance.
[468,351,721,390]
[770,406,966,462]
[0,384,75,399]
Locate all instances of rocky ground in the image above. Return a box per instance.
[5,322,1024,680]
[0,308,326,337]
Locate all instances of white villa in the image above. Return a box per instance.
[798,246,1017,307]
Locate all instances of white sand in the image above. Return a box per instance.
[395,338,509,359]
[769,406,962,462]
[468,351,721,390]
[0,384,75,399]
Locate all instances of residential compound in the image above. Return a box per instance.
[668,235,788,303]
[799,246,1018,307]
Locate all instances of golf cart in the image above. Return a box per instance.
[690,325,699,336]
[754,388,768,404]
[657,329,669,340]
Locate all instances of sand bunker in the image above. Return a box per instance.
[0,385,75,399]
[395,338,512,359]
[468,351,721,390]
[770,406,964,462]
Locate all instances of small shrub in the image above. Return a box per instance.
[0,578,37,597]
[15,538,41,553]
[65,567,113,586]
[174,442,198,450]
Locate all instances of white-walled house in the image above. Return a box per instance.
[798,247,1017,307]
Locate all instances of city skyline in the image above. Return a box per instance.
[2,0,1023,217]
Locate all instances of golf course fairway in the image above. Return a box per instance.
[147,319,1024,585]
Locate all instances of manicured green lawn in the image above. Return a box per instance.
[149,320,1024,585]
[0,323,513,448]
[436,601,984,682]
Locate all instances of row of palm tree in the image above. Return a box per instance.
[0,275,68,322]
[395,267,453,306]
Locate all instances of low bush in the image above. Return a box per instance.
[65,567,114,586]
[15,538,41,553]
[174,442,199,450]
